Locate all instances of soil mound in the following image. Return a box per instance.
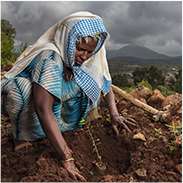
[1,91,182,181]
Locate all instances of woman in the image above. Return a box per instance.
[2,11,130,181]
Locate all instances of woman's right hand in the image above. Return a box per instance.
[63,159,86,181]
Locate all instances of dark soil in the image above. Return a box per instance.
[1,98,182,182]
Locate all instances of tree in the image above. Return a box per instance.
[147,65,165,87]
[1,19,16,66]
[132,66,165,88]
[172,69,182,93]
[112,73,132,87]
[1,19,16,38]
[132,67,148,85]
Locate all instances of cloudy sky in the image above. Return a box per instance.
[2,1,182,56]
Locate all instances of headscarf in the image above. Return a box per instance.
[5,11,112,106]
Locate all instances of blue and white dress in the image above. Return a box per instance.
[2,50,91,141]
[2,12,112,141]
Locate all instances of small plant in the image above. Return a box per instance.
[165,121,182,137]
[167,140,178,155]
[165,121,182,155]
[137,80,153,91]
[154,128,163,138]
[157,85,175,96]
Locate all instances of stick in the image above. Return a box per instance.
[111,84,167,122]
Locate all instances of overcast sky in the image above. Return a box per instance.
[2,1,182,56]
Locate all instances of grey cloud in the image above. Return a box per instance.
[1,1,182,56]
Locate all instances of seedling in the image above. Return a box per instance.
[165,121,182,138]
[154,128,163,138]
[165,121,182,155]
[87,121,107,173]
[167,140,177,155]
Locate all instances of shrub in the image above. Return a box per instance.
[157,85,175,96]
[137,80,153,91]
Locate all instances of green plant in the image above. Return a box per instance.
[1,19,17,67]
[154,128,163,138]
[165,122,182,137]
[132,66,165,88]
[171,69,182,93]
[112,73,132,88]
[137,80,153,90]
[166,121,182,155]
[167,141,177,155]
[157,85,175,96]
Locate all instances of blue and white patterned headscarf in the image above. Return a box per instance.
[5,11,112,106]
[65,17,107,66]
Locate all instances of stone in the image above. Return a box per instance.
[133,132,146,142]
[135,168,147,178]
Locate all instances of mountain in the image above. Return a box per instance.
[106,44,181,66]
[107,44,172,60]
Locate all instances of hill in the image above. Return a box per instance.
[107,44,172,60]
[107,44,181,64]
[106,44,181,74]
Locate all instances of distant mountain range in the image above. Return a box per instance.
[107,44,182,65]
[14,43,181,65]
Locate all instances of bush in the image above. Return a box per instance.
[1,19,16,67]
[112,73,132,87]
[133,66,165,88]
[157,85,175,96]
[137,80,153,91]
[171,69,182,93]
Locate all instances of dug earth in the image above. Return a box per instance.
[1,90,181,182]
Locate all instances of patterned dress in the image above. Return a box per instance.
[2,50,91,141]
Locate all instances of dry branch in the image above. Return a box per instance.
[112,84,168,122]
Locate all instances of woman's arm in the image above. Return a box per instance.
[33,83,72,159]
[105,87,119,118]
[33,83,86,181]
[105,87,131,134]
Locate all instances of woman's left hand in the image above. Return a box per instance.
[111,114,136,136]
[105,88,136,136]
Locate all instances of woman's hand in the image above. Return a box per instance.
[111,114,132,136]
[105,87,136,136]
[63,159,86,181]
[111,113,137,136]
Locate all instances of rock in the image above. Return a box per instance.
[138,98,147,104]
[129,176,134,182]
[101,175,114,182]
[135,168,147,177]
[133,132,146,142]
[130,86,152,100]
[175,135,182,145]
[162,93,182,108]
[161,93,182,123]
[147,89,165,108]
[175,164,182,174]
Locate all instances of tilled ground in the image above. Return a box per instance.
[1,97,182,182]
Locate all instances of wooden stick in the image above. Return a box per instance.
[111,84,167,122]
